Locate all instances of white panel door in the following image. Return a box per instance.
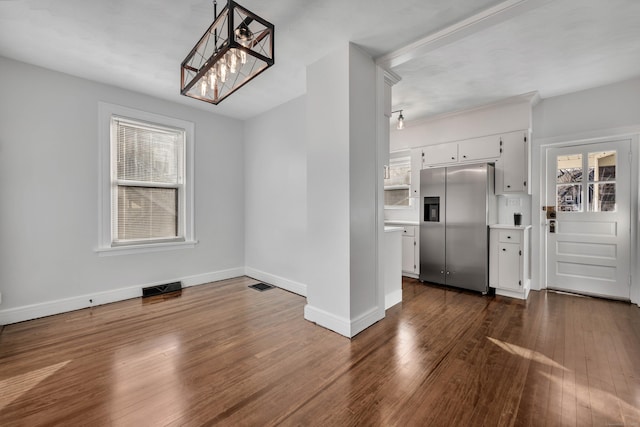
[545,139,631,299]
[402,234,416,273]
[498,242,521,290]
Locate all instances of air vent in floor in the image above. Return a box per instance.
[249,283,275,292]
[142,281,182,297]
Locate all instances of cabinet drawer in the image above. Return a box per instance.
[402,226,415,237]
[498,230,521,243]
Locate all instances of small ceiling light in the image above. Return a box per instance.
[181,0,274,105]
[393,110,405,130]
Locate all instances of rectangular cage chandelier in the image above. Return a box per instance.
[181,0,274,105]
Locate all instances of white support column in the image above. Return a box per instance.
[305,44,394,337]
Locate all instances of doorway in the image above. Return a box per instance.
[545,139,631,300]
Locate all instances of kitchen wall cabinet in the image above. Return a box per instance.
[390,225,419,278]
[489,225,531,299]
[458,134,501,162]
[495,130,530,195]
[423,135,501,168]
[410,147,423,197]
[423,142,458,166]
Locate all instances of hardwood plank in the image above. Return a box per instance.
[1,277,640,426]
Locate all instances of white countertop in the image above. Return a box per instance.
[384,220,419,226]
[490,224,532,230]
[384,226,404,233]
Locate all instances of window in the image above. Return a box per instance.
[384,156,412,208]
[98,103,195,254]
[556,150,617,213]
[113,117,183,243]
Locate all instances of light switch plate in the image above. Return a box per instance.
[507,198,521,207]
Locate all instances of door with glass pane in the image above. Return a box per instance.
[546,139,631,299]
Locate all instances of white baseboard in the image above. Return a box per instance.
[181,268,245,288]
[304,304,385,338]
[385,289,403,310]
[495,286,530,300]
[304,304,352,337]
[0,267,245,325]
[244,267,307,297]
[350,306,385,337]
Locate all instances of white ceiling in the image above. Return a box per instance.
[1,0,639,122]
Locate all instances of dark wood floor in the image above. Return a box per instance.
[1,277,639,426]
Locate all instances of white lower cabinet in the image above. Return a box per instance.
[390,225,419,277]
[489,225,531,299]
[401,226,419,277]
[402,233,416,274]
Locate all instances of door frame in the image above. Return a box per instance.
[532,128,640,306]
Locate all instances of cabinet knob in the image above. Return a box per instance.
[451,157,455,160]
[463,155,467,158]
[507,236,511,239]
[507,185,511,188]
[440,270,444,274]
[502,248,506,252]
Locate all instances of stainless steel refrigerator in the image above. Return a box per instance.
[419,163,497,293]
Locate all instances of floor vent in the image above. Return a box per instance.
[249,283,275,292]
[142,281,182,298]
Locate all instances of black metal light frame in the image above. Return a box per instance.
[181,0,275,105]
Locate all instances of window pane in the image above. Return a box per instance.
[117,186,177,240]
[589,183,616,212]
[557,154,582,183]
[116,122,182,184]
[588,151,616,182]
[384,189,410,207]
[557,184,582,212]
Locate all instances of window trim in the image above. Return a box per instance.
[97,103,196,255]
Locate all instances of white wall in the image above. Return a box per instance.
[0,56,245,323]
[390,96,533,151]
[305,46,352,332]
[244,96,307,295]
[531,77,640,304]
[348,45,379,323]
[534,77,640,140]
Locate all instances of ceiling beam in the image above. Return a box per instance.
[376,0,551,69]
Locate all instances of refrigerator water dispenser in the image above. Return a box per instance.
[424,197,440,222]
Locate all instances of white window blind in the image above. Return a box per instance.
[112,117,185,244]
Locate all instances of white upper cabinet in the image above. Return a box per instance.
[423,142,458,166]
[410,147,423,197]
[495,130,530,195]
[458,134,501,162]
[423,135,500,167]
